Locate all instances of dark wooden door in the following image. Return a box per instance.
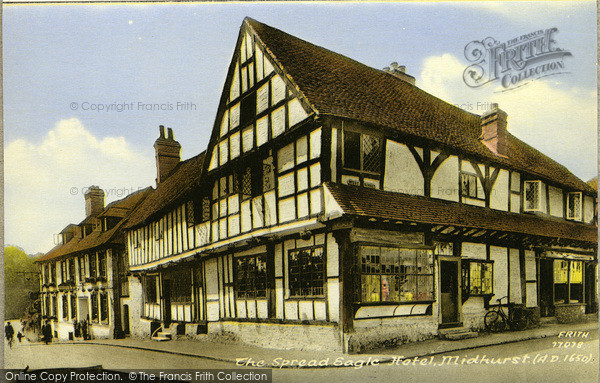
[440,260,459,324]
[539,259,554,317]
[163,279,172,327]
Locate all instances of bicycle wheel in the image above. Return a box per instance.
[484,310,505,332]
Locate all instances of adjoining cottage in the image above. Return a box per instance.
[40,18,597,352]
[35,186,151,340]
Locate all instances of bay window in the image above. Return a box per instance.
[554,259,583,304]
[358,246,434,303]
[461,260,493,295]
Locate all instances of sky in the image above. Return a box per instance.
[4,1,597,255]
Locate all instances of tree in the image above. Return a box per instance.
[4,246,40,320]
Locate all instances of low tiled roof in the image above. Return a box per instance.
[247,18,593,194]
[124,152,206,229]
[326,183,597,245]
[36,187,152,263]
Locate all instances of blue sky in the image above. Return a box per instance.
[4,2,597,254]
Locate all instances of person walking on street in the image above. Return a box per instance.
[42,320,52,345]
[17,331,23,343]
[5,322,15,349]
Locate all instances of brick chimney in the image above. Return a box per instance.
[481,103,509,157]
[85,186,105,217]
[383,62,416,86]
[154,125,181,184]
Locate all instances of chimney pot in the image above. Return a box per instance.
[159,125,166,139]
[168,127,174,140]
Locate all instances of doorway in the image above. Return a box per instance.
[440,260,460,325]
[539,259,554,317]
[162,279,171,327]
[122,305,130,335]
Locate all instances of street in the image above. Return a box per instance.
[4,331,598,383]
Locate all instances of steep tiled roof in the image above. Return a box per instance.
[326,183,597,245]
[247,18,593,193]
[125,152,206,229]
[36,187,152,263]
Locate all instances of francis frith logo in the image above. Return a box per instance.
[463,28,572,91]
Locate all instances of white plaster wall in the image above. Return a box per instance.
[525,250,537,308]
[490,169,509,211]
[431,155,459,201]
[547,186,561,217]
[205,258,220,322]
[462,242,486,260]
[509,248,522,304]
[462,296,486,330]
[383,140,424,196]
[490,246,508,302]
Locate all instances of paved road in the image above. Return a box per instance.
[4,331,598,383]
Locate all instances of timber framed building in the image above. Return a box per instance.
[77,18,596,351]
[36,186,151,340]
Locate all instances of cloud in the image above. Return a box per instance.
[5,118,155,254]
[418,53,597,181]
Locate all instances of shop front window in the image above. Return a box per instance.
[554,260,583,304]
[359,246,434,303]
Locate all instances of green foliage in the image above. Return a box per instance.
[4,246,40,320]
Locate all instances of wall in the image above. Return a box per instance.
[350,316,438,352]
[490,246,508,302]
[383,141,423,196]
[124,276,152,338]
[549,186,563,218]
[208,321,342,352]
[490,169,509,211]
[584,195,595,224]
[431,155,459,201]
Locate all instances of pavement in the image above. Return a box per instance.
[27,319,599,369]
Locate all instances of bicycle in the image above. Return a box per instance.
[484,296,535,332]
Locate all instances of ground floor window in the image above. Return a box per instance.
[359,246,434,303]
[144,275,158,304]
[289,246,325,297]
[91,292,99,322]
[461,260,493,295]
[100,293,109,324]
[169,269,192,304]
[554,259,583,303]
[70,294,77,320]
[235,254,267,299]
[62,295,69,320]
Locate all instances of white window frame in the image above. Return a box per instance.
[523,180,542,212]
[566,192,583,221]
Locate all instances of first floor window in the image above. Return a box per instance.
[235,254,267,299]
[461,260,493,295]
[460,173,478,198]
[359,246,434,303]
[524,180,542,211]
[289,246,325,297]
[554,260,583,303]
[343,130,381,174]
[567,192,582,220]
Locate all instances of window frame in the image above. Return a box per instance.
[566,192,583,221]
[356,244,435,305]
[523,180,543,212]
[342,130,382,176]
[461,259,494,297]
[288,245,326,298]
[460,172,479,199]
[234,254,268,300]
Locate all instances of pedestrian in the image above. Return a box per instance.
[17,331,23,343]
[42,320,52,345]
[5,322,14,349]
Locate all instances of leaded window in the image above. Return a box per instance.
[461,260,493,295]
[460,173,478,198]
[567,192,582,220]
[524,180,542,211]
[169,269,192,304]
[359,246,434,303]
[235,254,267,299]
[289,246,325,297]
[343,131,381,174]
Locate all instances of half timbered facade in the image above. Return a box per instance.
[36,186,151,340]
[123,18,597,352]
